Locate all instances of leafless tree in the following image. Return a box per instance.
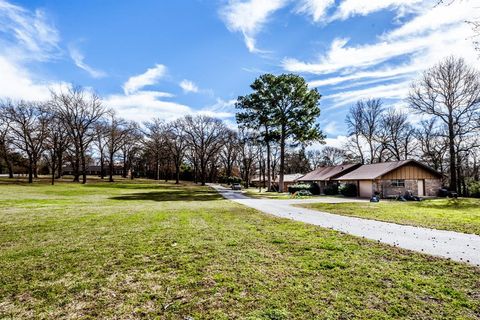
[120,121,142,179]
[345,99,384,163]
[43,107,69,185]
[181,115,228,186]
[144,118,168,181]
[104,111,130,182]
[409,56,480,191]
[237,129,258,188]
[50,87,105,184]
[0,104,15,178]
[220,129,239,178]
[3,101,49,183]
[93,122,108,179]
[167,118,187,184]
[380,109,416,161]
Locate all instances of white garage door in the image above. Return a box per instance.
[359,180,373,198]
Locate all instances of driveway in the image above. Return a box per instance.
[209,184,480,267]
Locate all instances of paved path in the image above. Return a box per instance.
[209,184,480,267]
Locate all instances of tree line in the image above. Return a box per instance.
[1,57,479,195]
[0,75,323,190]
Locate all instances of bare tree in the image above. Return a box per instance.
[43,107,69,185]
[0,104,15,178]
[220,129,239,178]
[409,56,480,191]
[93,122,108,179]
[167,119,187,184]
[380,109,416,161]
[104,112,129,182]
[120,121,142,179]
[51,87,105,184]
[144,119,168,181]
[237,130,258,188]
[181,115,228,186]
[4,101,49,183]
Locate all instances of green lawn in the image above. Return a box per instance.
[0,179,479,319]
[299,198,480,235]
[243,188,291,199]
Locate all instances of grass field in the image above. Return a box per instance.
[243,188,291,199]
[299,198,480,235]
[0,178,479,319]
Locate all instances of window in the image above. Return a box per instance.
[391,179,405,187]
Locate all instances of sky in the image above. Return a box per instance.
[0,0,479,148]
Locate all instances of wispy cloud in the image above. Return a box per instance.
[180,79,199,93]
[295,0,335,23]
[123,64,167,95]
[331,0,424,21]
[285,0,479,107]
[219,0,286,53]
[0,0,60,61]
[68,45,106,79]
[0,0,67,101]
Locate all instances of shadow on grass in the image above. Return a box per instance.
[109,190,222,202]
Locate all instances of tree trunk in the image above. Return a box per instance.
[73,153,80,182]
[109,152,114,182]
[80,149,87,184]
[100,155,105,179]
[28,156,33,183]
[448,121,457,191]
[278,132,285,193]
[266,141,272,192]
[56,151,63,179]
[6,157,14,178]
[175,161,180,184]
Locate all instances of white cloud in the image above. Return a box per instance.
[123,64,167,95]
[331,0,424,21]
[285,0,479,108]
[0,1,66,101]
[180,79,199,93]
[0,56,68,101]
[104,90,192,123]
[69,45,106,78]
[219,0,286,52]
[323,121,338,135]
[295,0,335,22]
[0,0,60,61]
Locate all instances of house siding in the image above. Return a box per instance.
[374,179,440,197]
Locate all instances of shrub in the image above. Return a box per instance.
[310,183,320,195]
[340,183,357,197]
[469,181,480,198]
[324,184,339,195]
[288,183,311,194]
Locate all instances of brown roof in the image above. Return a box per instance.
[278,173,305,183]
[335,160,442,180]
[298,163,361,181]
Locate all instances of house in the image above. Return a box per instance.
[297,163,361,194]
[334,160,442,198]
[274,173,304,191]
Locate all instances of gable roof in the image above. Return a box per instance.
[335,160,442,180]
[278,173,304,182]
[298,163,361,182]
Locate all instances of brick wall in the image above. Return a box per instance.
[373,179,441,198]
[425,179,442,196]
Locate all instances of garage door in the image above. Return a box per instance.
[359,180,373,198]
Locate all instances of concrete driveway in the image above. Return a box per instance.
[209,184,480,267]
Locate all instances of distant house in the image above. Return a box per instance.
[298,163,361,194]
[274,173,304,191]
[334,160,442,198]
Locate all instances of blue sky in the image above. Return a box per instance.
[0,0,478,147]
